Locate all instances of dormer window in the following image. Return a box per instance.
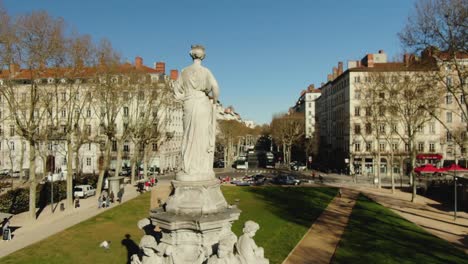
[48,78,54,84]
[60,78,67,84]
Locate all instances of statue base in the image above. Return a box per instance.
[150,207,241,264]
[165,179,228,215]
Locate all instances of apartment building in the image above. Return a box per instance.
[292,84,322,139]
[316,49,467,176]
[0,57,183,176]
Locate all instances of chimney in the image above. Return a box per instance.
[403,53,410,66]
[170,69,178,80]
[135,56,143,68]
[338,61,343,75]
[9,63,19,74]
[378,50,385,54]
[333,67,338,79]
[327,74,333,81]
[367,54,374,67]
[308,84,315,92]
[155,62,166,74]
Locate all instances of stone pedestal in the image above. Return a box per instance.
[108,176,124,196]
[164,179,228,215]
[151,206,240,263]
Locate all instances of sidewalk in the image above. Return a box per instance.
[0,182,142,258]
[282,188,359,264]
[352,185,468,252]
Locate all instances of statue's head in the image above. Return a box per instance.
[243,220,260,236]
[190,45,206,60]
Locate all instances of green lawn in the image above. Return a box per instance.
[333,194,468,264]
[0,186,337,264]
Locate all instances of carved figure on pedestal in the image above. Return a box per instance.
[237,221,269,264]
[173,44,220,181]
[208,236,241,264]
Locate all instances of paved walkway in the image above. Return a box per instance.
[283,188,359,264]
[0,181,145,258]
[353,186,468,252]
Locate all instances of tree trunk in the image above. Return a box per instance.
[377,151,382,189]
[28,140,37,220]
[74,145,81,179]
[19,140,25,182]
[390,152,395,194]
[115,140,123,178]
[143,146,148,181]
[66,138,74,209]
[130,153,137,185]
[96,140,110,197]
[411,150,417,202]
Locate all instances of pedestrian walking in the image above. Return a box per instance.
[98,195,103,209]
[74,195,80,208]
[2,217,12,241]
[109,191,115,204]
[117,189,123,204]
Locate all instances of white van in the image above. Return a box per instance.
[73,185,96,198]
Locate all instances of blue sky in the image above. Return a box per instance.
[4,0,416,124]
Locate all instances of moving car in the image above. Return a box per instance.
[272,175,301,185]
[73,185,96,198]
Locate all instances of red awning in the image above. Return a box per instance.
[414,164,441,174]
[439,164,468,172]
[416,154,443,160]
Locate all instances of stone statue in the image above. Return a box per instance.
[173,44,219,182]
[208,236,241,264]
[237,221,269,264]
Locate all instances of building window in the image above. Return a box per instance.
[429,143,435,152]
[10,141,14,150]
[366,142,372,152]
[447,131,453,142]
[152,143,157,151]
[354,91,361,100]
[392,143,398,151]
[365,107,372,116]
[88,143,92,151]
[61,109,66,118]
[124,107,129,117]
[446,111,452,123]
[418,142,424,152]
[446,94,452,104]
[379,124,386,134]
[379,143,386,152]
[365,123,372,134]
[429,122,436,134]
[354,124,361,135]
[112,140,117,151]
[354,76,360,83]
[405,143,410,152]
[123,143,130,152]
[9,125,14,137]
[87,109,91,117]
[379,92,385,99]
[354,107,360,116]
[354,142,361,152]
[86,157,91,166]
[86,125,91,135]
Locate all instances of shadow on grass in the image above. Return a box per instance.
[121,234,139,264]
[333,194,468,264]
[246,186,337,227]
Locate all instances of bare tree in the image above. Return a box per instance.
[217,120,247,168]
[0,10,66,219]
[400,0,468,156]
[379,71,442,201]
[270,112,304,167]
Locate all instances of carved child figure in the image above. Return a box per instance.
[237,221,269,264]
[208,236,241,264]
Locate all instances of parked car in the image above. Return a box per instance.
[253,174,267,185]
[213,160,225,168]
[0,169,11,177]
[11,171,21,178]
[272,175,301,185]
[235,160,248,170]
[73,185,96,198]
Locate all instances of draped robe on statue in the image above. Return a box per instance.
[173,62,218,181]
